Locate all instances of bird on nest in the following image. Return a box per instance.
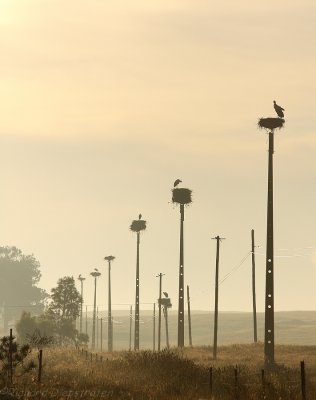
[174,179,182,187]
[163,291,169,298]
[273,100,285,118]
[139,214,142,220]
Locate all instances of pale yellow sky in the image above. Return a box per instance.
[1,0,316,315]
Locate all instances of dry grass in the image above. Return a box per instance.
[4,344,316,399]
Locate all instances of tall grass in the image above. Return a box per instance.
[2,344,316,399]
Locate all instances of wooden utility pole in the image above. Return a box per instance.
[100,317,103,352]
[85,305,88,336]
[187,285,192,346]
[163,306,170,349]
[129,305,132,351]
[153,303,156,351]
[212,236,225,360]
[251,229,258,343]
[157,273,164,351]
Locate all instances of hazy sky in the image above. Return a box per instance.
[1,0,316,313]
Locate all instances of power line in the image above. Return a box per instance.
[218,251,251,286]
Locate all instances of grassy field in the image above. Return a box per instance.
[4,343,316,399]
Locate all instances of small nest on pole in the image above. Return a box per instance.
[258,117,285,131]
[172,188,192,205]
[104,255,115,262]
[130,219,147,233]
[90,271,101,278]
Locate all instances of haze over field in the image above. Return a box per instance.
[1,0,316,313]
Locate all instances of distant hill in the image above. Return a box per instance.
[86,310,316,350]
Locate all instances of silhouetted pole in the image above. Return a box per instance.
[153,303,156,351]
[258,113,284,367]
[163,306,170,349]
[77,275,85,334]
[212,236,225,360]
[130,215,147,351]
[104,255,115,352]
[100,317,103,352]
[85,305,88,336]
[172,183,192,348]
[90,270,101,350]
[157,272,164,351]
[96,315,99,350]
[187,285,192,346]
[135,231,140,350]
[129,305,132,351]
[265,131,275,365]
[251,229,258,343]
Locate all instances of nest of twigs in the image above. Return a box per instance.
[104,255,115,262]
[172,188,192,205]
[258,117,285,131]
[130,219,147,232]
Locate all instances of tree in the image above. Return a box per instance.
[48,276,81,320]
[46,277,82,344]
[0,247,48,331]
[15,311,55,345]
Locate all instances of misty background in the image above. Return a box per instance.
[0,0,316,319]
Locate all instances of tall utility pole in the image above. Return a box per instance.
[100,317,103,352]
[172,182,192,348]
[153,303,156,351]
[129,305,132,351]
[212,236,225,360]
[104,255,115,352]
[163,305,170,349]
[258,113,285,367]
[77,275,85,334]
[251,229,258,343]
[187,285,192,346]
[156,273,165,351]
[130,214,147,351]
[85,305,88,336]
[90,270,101,350]
[265,131,275,365]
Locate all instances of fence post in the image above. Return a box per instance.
[209,367,213,396]
[301,361,306,400]
[38,350,43,383]
[85,350,88,360]
[261,369,265,399]
[90,353,92,362]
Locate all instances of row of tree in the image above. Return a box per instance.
[0,246,86,345]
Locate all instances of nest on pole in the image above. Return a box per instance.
[130,219,147,233]
[172,188,192,205]
[258,117,285,131]
[90,271,101,278]
[104,255,115,262]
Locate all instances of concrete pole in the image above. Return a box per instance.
[265,131,275,366]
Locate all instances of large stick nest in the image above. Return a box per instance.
[172,188,192,205]
[130,219,147,232]
[258,117,285,131]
